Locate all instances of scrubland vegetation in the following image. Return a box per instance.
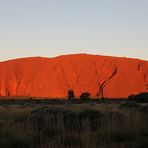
[0,98,148,148]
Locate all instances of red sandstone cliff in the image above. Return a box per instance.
[0,54,147,99]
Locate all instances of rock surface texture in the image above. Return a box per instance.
[0,54,147,99]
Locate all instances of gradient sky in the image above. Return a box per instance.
[0,0,148,61]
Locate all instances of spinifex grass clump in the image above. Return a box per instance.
[120,102,141,109]
[0,102,148,148]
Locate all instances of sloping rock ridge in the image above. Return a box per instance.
[0,54,147,99]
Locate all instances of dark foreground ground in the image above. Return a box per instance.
[0,99,148,148]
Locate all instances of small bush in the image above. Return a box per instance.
[68,90,75,100]
[128,92,148,103]
[80,92,90,100]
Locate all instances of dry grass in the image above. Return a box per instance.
[0,101,148,148]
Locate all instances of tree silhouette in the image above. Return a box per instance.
[68,90,75,100]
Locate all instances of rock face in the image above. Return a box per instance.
[0,54,147,99]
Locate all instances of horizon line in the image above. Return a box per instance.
[0,53,147,63]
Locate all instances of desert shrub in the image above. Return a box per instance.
[106,111,125,127]
[45,107,64,124]
[80,92,90,100]
[128,92,148,103]
[43,107,63,119]
[78,109,104,131]
[30,107,63,123]
[120,102,141,110]
[30,114,44,131]
[27,107,63,131]
[28,107,52,131]
[68,90,75,100]
[61,110,81,132]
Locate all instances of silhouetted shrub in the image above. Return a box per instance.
[128,92,148,103]
[80,92,90,100]
[68,90,75,100]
